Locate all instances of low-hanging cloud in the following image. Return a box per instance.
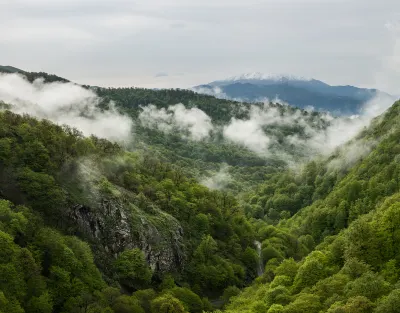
[200,165,232,190]
[303,92,396,154]
[139,103,214,140]
[137,96,393,160]
[138,92,395,164]
[222,103,315,156]
[223,93,396,159]
[327,140,375,171]
[223,107,272,155]
[0,73,133,142]
[192,86,229,99]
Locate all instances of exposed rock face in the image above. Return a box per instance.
[68,198,185,273]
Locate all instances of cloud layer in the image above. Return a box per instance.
[200,165,232,190]
[139,103,214,140]
[2,0,400,92]
[0,73,133,142]
[138,93,395,161]
[304,92,395,154]
[223,107,272,154]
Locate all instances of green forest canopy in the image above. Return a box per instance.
[1,69,400,313]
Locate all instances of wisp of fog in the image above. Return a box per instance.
[138,93,395,161]
[0,73,133,142]
[1,72,393,162]
[305,92,395,154]
[200,165,232,190]
[139,103,213,140]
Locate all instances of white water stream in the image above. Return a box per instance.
[254,240,264,276]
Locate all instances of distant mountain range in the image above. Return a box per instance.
[1,66,396,115]
[194,73,396,115]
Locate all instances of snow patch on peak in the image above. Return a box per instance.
[223,72,311,82]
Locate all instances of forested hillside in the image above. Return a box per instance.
[0,69,334,191]
[96,86,331,190]
[0,109,264,312]
[221,101,400,313]
[0,69,399,313]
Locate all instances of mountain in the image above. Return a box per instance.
[194,73,395,115]
[0,68,335,312]
[1,68,400,313]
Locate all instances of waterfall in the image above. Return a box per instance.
[254,240,264,276]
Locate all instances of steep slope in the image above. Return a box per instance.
[0,109,263,312]
[220,101,400,313]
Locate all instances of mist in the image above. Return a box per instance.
[200,165,232,190]
[224,93,395,158]
[139,103,214,140]
[222,106,273,155]
[303,92,395,154]
[0,73,134,142]
[191,86,228,99]
[137,93,395,163]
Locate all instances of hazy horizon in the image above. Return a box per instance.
[2,0,400,93]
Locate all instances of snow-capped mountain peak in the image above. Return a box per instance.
[222,72,311,82]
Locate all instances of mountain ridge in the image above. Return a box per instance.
[194,73,396,115]
[214,72,312,83]
[0,65,26,74]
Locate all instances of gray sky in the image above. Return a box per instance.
[1,0,400,93]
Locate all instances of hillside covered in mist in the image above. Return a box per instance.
[0,69,400,313]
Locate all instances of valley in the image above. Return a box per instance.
[0,68,399,313]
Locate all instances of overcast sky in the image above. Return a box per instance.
[1,0,399,93]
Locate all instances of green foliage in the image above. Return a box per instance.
[0,109,259,303]
[133,289,157,313]
[293,251,331,292]
[265,285,291,307]
[3,74,400,313]
[166,287,203,313]
[25,292,53,313]
[159,274,176,290]
[327,296,375,313]
[150,294,187,313]
[274,258,299,281]
[282,293,321,313]
[221,101,400,313]
[270,275,292,288]
[268,304,284,313]
[221,286,241,304]
[374,289,400,313]
[242,247,259,278]
[114,249,152,290]
[344,272,391,301]
[17,168,66,215]
[112,295,145,313]
[0,200,109,313]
